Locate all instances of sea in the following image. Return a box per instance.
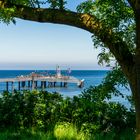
[0,70,131,107]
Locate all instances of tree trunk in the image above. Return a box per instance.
[129,69,140,140]
[131,13,140,140]
[135,71,140,140]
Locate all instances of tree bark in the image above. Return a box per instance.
[133,13,140,140]
[128,67,140,140]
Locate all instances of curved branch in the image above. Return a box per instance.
[0,1,134,76]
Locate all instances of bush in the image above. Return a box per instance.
[0,86,135,138]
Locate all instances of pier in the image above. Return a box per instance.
[0,72,84,92]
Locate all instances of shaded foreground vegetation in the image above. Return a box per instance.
[0,69,136,139]
[0,124,135,140]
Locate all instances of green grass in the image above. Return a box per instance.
[94,130,135,140]
[0,130,57,140]
[0,124,135,140]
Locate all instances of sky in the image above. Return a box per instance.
[0,0,108,70]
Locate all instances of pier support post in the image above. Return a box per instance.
[44,81,46,88]
[22,81,26,89]
[32,80,35,90]
[18,81,20,91]
[41,81,46,90]
[49,82,51,87]
[60,82,63,87]
[48,82,51,87]
[41,81,44,89]
[11,81,14,93]
[6,82,8,91]
[35,81,38,88]
[64,82,67,87]
[32,76,35,90]
[54,82,56,87]
[32,81,35,90]
[28,81,30,88]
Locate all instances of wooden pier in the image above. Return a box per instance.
[0,72,84,92]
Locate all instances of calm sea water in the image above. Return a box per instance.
[0,70,131,106]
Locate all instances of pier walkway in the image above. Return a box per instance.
[0,72,84,92]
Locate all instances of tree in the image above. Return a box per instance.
[0,0,140,139]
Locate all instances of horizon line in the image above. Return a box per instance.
[0,69,110,71]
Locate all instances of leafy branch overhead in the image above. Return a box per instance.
[77,0,135,65]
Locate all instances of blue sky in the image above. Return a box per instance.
[0,0,108,70]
